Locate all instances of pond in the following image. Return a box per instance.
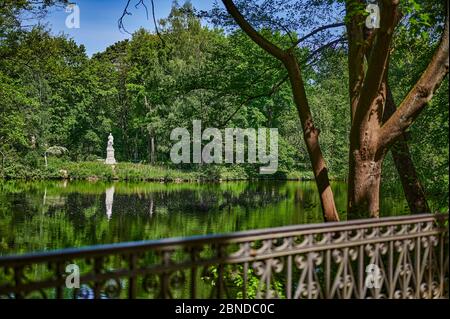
[0,180,409,256]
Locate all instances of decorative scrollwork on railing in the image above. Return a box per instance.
[0,214,448,299]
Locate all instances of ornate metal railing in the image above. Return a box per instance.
[0,214,448,299]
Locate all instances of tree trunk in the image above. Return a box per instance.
[348,85,432,218]
[347,150,383,219]
[384,87,430,214]
[347,80,386,219]
[283,53,339,222]
[221,0,339,221]
[345,0,401,219]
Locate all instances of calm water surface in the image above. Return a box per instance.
[0,181,409,256]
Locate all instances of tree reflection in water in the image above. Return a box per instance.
[0,180,408,255]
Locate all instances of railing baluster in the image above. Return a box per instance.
[217,244,223,299]
[402,241,407,298]
[427,237,432,299]
[243,260,248,299]
[415,234,420,298]
[128,254,137,299]
[358,245,363,299]
[325,249,330,299]
[374,244,379,299]
[388,240,394,298]
[439,234,444,298]
[286,255,292,299]
[265,260,271,299]
[14,266,23,299]
[190,247,197,299]
[93,257,103,299]
[307,252,313,299]
[160,250,171,299]
[56,262,63,299]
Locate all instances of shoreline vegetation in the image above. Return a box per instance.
[0,159,316,182]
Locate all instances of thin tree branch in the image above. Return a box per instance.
[303,36,346,63]
[270,19,295,45]
[149,0,165,46]
[290,22,345,49]
[118,0,165,45]
[135,0,148,19]
[118,0,133,34]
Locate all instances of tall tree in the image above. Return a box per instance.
[220,0,340,222]
[215,0,448,219]
[345,0,448,217]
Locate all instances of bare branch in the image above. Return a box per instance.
[118,0,165,45]
[290,22,345,49]
[135,0,148,19]
[149,0,165,46]
[303,36,346,64]
[118,0,133,34]
[269,19,295,45]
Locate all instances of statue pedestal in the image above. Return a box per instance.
[105,146,116,165]
[105,133,117,165]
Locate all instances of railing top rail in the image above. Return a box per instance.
[0,213,447,266]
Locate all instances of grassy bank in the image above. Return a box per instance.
[0,159,313,182]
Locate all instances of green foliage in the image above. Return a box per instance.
[233,266,285,299]
[1,158,315,182]
[23,150,40,168]
[200,264,285,299]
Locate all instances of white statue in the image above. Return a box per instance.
[105,133,117,165]
[108,134,113,147]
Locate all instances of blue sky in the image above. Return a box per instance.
[42,0,214,56]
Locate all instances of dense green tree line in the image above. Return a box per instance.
[0,1,448,212]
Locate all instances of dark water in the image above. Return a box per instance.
[0,180,409,256]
